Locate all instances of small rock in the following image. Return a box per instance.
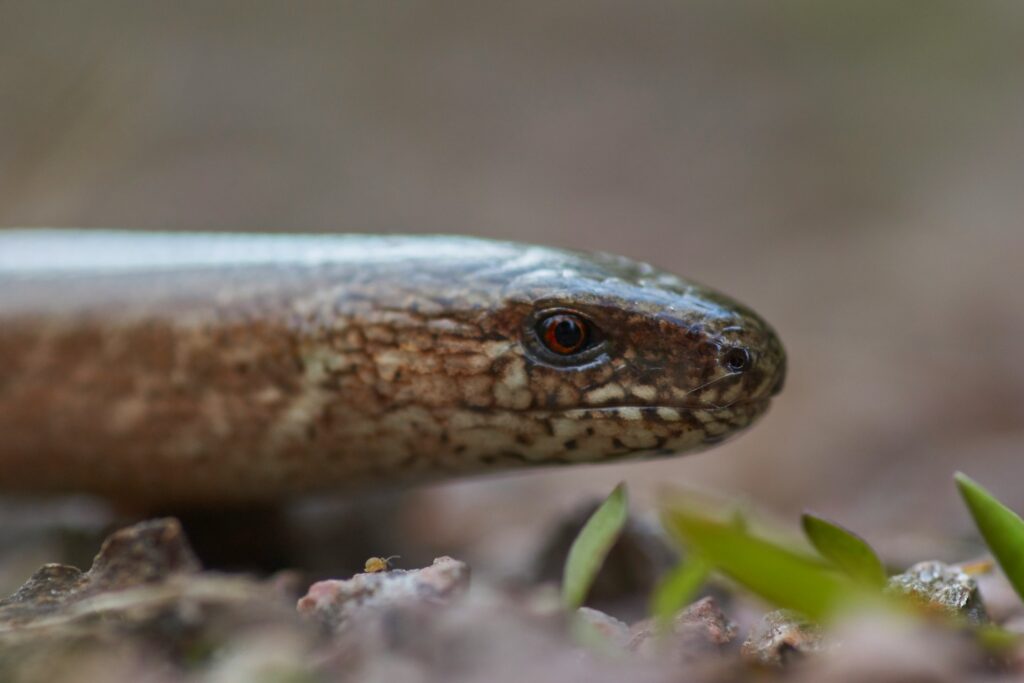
[297,556,470,631]
[0,518,309,680]
[576,606,630,647]
[885,560,988,624]
[629,596,737,663]
[740,609,824,667]
[0,518,200,627]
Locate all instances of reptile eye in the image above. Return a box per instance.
[722,347,750,372]
[537,313,589,355]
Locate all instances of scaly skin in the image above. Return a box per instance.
[0,230,785,504]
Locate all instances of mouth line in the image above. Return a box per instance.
[519,399,772,421]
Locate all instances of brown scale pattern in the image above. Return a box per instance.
[0,232,785,503]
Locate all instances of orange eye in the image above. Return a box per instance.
[538,313,589,355]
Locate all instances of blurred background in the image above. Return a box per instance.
[2,1,1023,578]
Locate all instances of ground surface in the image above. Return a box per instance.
[1,516,1023,683]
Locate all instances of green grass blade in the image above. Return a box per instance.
[562,483,629,610]
[649,555,710,625]
[955,472,1024,602]
[801,512,886,587]
[663,506,859,621]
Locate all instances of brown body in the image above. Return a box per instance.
[0,231,785,503]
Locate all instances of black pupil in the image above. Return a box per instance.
[553,318,582,349]
[725,348,749,371]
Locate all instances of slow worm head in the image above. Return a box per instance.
[0,230,786,503]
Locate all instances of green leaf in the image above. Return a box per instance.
[662,505,861,621]
[955,472,1024,602]
[649,556,710,625]
[801,512,886,587]
[977,624,1021,654]
[562,483,630,610]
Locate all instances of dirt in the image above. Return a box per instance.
[1,516,1022,683]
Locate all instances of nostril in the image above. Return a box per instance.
[722,347,750,372]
